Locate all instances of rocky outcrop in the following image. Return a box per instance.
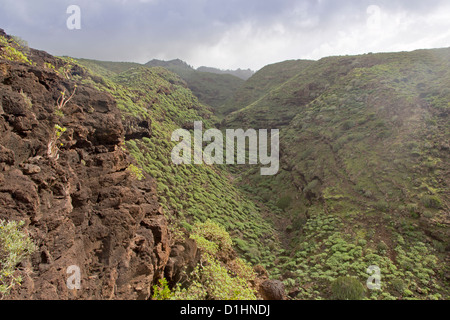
[259,280,286,300]
[0,32,171,300]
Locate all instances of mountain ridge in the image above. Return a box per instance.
[0,28,448,300]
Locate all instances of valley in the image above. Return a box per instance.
[0,28,448,300]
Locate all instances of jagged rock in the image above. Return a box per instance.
[123,116,152,140]
[20,163,41,175]
[164,238,201,287]
[259,280,285,300]
[0,38,176,300]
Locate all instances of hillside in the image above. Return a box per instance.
[225,49,450,300]
[73,58,245,116]
[0,28,448,301]
[197,66,254,80]
[0,30,279,300]
[145,59,245,113]
[220,59,314,117]
[0,31,171,299]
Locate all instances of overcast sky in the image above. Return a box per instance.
[1,0,450,70]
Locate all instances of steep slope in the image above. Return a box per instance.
[74,61,279,268]
[0,30,171,300]
[75,58,142,76]
[220,59,314,117]
[144,59,245,114]
[145,59,194,78]
[0,30,276,300]
[74,58,245,117]
[226,49,449,300]
[197,66,254,81]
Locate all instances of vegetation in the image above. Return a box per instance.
[224,48,449,300]
[126,164,145,181]
[0,35,32,65]
[331,276,366,300]
[74,58,279,269]
[170,220,258,300]
[0,220,36,298]
[69,47,449,300]
[47,124,67,160]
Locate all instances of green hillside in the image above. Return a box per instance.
[197,66,254,80]
[220,59,314,117]
[1,28,448,300]
[225,49,450,300]
[75,58,244,116]
[144,59,245,113]
[75,60,279,268]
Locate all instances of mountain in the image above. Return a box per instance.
[225,49,449,300]
[197,66,254,80]
[145,58,194,76]
[0,29,278,300]
[0,28,448,301]
[219,59,314,117]
[75,58,245,116]
[144,59,245,114]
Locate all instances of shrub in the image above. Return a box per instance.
[276,195,292,211]
[172,252,257,300]
[406,203,420,214]
[391,279,405,294]
[331,276,365,300]
[0,220,36,298]
[0,46,31,65]
[172,220,257,300]
[152,278,172,300]
[127,164,145,181]
[342,120,355,130]
[377,241,388,254]
[190,220,232,253]
[374,200,389,212]
[421,195,442,209]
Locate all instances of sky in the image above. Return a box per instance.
[1,0,450,71]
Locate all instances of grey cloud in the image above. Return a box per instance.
[1,0,449,69]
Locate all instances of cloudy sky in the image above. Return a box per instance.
[1,0,450,70]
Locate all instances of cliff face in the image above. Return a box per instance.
[0,29,174,300]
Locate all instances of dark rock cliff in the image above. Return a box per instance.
[0,29,180,300]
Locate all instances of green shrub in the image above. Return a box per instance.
[276,195,292,211]
[331,276,365,300]
[374,200,389,212]
[0,45,31,65]
[0,220,36,297]
[152,278,172,300]
[391,279,405,294]
[172,252,257,300]
[342,120,355,130]
[127,164,145,181]
[420,195,442,209]
[190,220,232,253]
[377,241,388,254]
[172,220,257,300]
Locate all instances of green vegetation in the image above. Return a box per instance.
[224,48,449,300]
[0,35,32,65]
[79,58,245,118]
[331,276,366,300]
[126,164,145,181]
[70,47,448,300]
[48,124,67,159]
[74,58,279,269]
[171,220,257,300]
[152,278,172,300]
[221,59,314,117]
[0,220,36,298]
